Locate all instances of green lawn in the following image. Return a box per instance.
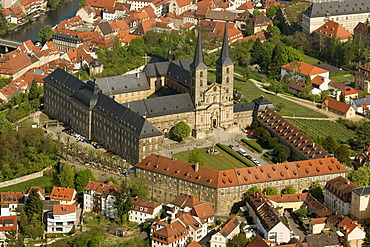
[234,76,328,118]
[17,117,36,127]
[301,54,320,65]
[286,119,356,143]
[173,147,250,170]
[0,176,55,193]
[329,71,355,83]
[285,1,311,23]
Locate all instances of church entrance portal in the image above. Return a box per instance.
[212,118,217,128]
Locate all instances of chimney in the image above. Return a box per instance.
[195,162,199,172]
[137,72,140,79]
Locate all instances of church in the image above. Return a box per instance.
[44,26,270,163]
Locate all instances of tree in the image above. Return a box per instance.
[28,81,41,101]
[129,177,149,200]
[25,189,43,221]
[59,164,75,188]
[0,114,12,134]
[363,229,370,247]
[263,187,279,195]
[5,229,23,247]
[227,232,250,247]
[270,43,284,76]
[267,137,278,149]
[349,166,370,187]
[78,0,86,8]
[273,144,290,162]
[170,121,190,141]
[266,5,281,18]
[188,149,204,166]
[335,144,350,165]
[115,182,132,223]
[282,185,297,194]
[75,170,96,193]
[322,135,337,154]
[245,186,260,195]
[356,121,370,147]
[305,76,312,86]
[37,25,54,42]
[105,177,118,185]
[309,181,324,202]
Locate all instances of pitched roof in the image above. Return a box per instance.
[152,220,188,244]
[97,22,114,35]
[354,22,370,36]
[310,217,326,224]
[281,62,329,76]
[342,86,361,96]
[288,80,312,92]
[84,180,121,195]
[53,204,76,215]
[328,80,346,90]
[0,216,17,231]
[131,197,161,214]
[218,217,239,238]
[50,187,76,201]
[170,193,202,208]
[246,234,269,247]
[237,1,253,10]
[188,241,202,247]
[314,21,352,40]
[191,202,214,222]
[190,29,207,70]
[135,154,347,188]
[304,0,370,18]
[176,0,192,8]
[237,31,272,43]
[0,192,24,204]
[353,186,370,196]
[266,193,308,203]
[27,186,46,197]
[257,108,332,159]
[323,97,352,114]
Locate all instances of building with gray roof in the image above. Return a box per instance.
[302,0,370,33]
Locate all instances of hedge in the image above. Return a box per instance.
[241,139,264,153]
[216,143,255,167]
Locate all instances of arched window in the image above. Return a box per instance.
[226,67,230,73]
[200,80,203,86]
[200,71,203,77]
[213,96,217,103]
[226,89,229,93]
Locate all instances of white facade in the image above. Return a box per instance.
[209,224,240,247]
[47,211,76,233]
[257,219,291,244]
[129,204,162,223]
[324,189,351,216]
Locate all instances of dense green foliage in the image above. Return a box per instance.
[0,128,59,181]
[309,181,324,202]
[0,114,12,133]
[263,187,279,195]
[273,144,290,162]
[170,121,190,141]
[59,164,75,188]
[282,185,297,194]
[227,232,251,247]
[75,169,96,193]
[0,5,8,36]
[241,139,264,153]
[349,167,370,187]
[246,186,260,195]
[188,149,204,165]
[37,25,54,42]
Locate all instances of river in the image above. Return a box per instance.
[5,0,81,42]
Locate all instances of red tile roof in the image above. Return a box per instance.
[176,0,192,8]
[84,181,120,195]
[323,97,352,114]
[0,216,18,232]
[136,154,347,188]
[266,193,308,203]
[310,217,326,224]
[218,217,239,238]
[191,202,214,222]
[170,193,202,208]
[237,31,272,43]
[50,187,76,202]
[342,86,361,96]
[0,192,24,204]
[152,220,188,244]
[325,176,358,203]
[27,186,45,197]
[311,75,325,86]
[131,197,161,214]
[188,241,202,247]
[237,1,253,10]
[53,204,76,215]
[246,234,269,247]
[314,21,352,40]
[281,62,329,76]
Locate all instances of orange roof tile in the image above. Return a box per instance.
[131,197,161,214]
[310,217,326,224]
[170,194,201,208]
[237,1,253,10]
[27,186,45,197]
[266,193,308,203]
[50,187,76,201]
[323,97,352,114]
[311,75,325,86]
[152,220,188,244]
[53,204,76,215]
[0,216,18,232]
[281,62,329,76]
[342,86,361,96]
[176,0,192,8]
[314,21,352,40]
[188,241,202,247]
[218,217,239,238]
[0,192,24,204]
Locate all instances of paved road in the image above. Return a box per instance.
[286,213,305,241]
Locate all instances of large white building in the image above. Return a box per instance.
[324,176,358,216]
[47,205,77,233]
[302,0,370,34]
[129,197,162,223]
[83,181,121,218]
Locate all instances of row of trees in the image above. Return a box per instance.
[59,164,96,193]
[253,127,290,162]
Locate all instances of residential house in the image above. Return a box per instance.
[355,62,370,93]
[354,22,370,45]
[46,204,77,233]
[328,80,346,100]
[151,220,189,247]
[236,12,272,34]
[246,192,291,244]
[50,187,77,205]
[129,197,162,223]
[95,22,115,38]
[305,232,341,246]
[0,216,18,246]
[287,80,312,95]
[169,0,192,15]
[322,97,356,118]
[281,61,330,94]
[25,186,46,201]
[266,193,308,214]
[0,192,25,216]
[52,33,84,53]
[313,20,352,42]
[350,186,370,225]
[302,0,370,34]
[342,86,361,103]
[245,234,269,247]
[237,31,272,43]
[83,181,121,218]
[337,216,366,247]
[76,5,96,23]
[324,176,358,216]
[309,218,327,234]
[349,96,370,115]
[209,217,240,247]
[0,52,32,79]
[10,6,26,24]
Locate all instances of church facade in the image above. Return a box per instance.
[44,26,259,163]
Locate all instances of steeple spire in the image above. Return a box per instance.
[190,28,208,70]
[216,23,234,66]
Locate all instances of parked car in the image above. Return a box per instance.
[228,145,235,149]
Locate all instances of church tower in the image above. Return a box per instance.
[190,29,208,109]
[216,24,234,105]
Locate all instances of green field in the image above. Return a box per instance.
[285,1,311,23]
[234,76,327,118]
[287,119,355,143]
[302,54,320,65]
[329,71,355,83]
[0,176,55,193]
[173,147,249,170]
